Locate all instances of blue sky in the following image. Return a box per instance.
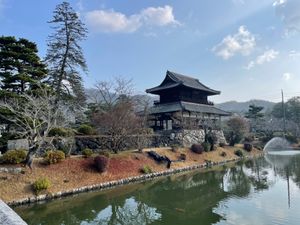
[0,0,300,103]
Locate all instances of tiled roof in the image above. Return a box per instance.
[146,71,220,95]
[149,101,231,116]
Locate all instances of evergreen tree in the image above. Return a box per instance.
[245,104,264,132]
[45,1,88,105]
[0,36,48,128]
[0,36,47,98]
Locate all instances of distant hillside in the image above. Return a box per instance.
[216,100,276,113]
[86,88,276,114]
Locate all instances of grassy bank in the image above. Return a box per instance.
[0,145,262,204]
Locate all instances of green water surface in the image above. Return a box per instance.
[15,154,300,225]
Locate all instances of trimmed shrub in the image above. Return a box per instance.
[220,151,227,157]
[1,149,27,164]
[82,148,93,158]
[243,142,253,152]
[206,132,218,151]
[202,142,211,152]
[94,155,109,172]
[77,125,96,135]
[140,165,152,174]
[99,151,110,158]
[44,150,65,164]
[58,146,71,158]
[191,144,204,154]
[219,142,226,147]
[234,149,244,157]
[33,178,51,194]
[48,127,73,137]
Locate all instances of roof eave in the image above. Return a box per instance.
[146,83,180,94]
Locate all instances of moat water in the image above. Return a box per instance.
[15,153,300,225]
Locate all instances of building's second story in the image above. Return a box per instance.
[146,71,220,105]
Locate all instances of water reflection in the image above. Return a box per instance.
[81,197,161,225]
[265,151,300,208]
[15,156,300,225]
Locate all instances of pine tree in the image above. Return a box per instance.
[0,36,48,129]
[245,104,264,132]
[45,1,88,105]
[0,36,47,98]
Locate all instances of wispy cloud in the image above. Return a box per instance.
[273,0,300,34]
[245,49,279,69]
[273,0,286,6]
[212,26,256,60]
[85,5,180,33]
[282,72,293,81]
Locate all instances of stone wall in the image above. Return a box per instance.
[5,129,227,154]
[7,139,29,151]
[171,129,227,147]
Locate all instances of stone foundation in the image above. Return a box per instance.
[165,129,227,147]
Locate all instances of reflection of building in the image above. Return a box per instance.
[146,71,230,145]
[146,71,230,131]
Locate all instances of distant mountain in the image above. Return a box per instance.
[216,100,277,113]
[86,88,276,114]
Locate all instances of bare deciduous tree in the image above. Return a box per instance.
[92,100,144,153]
[91,77,133,110]
[89,77,150,153]
[0,88,66,168]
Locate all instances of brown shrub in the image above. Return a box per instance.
[243,143,253,152]
[191,144,204,154]
[94,155,109,172]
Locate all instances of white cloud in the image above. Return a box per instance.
[245,49,279,69]
[245,61,255,70]
[256,49,279,64]
[282,72,293,81]
[85,10,141,33]
[273,0,286,6]
[85,5,180,33]
[141,5,180,26]
[212,26,256,60]
[274,0,300,33]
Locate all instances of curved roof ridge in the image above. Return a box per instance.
[146,70,220,95]
[166,70,220,94]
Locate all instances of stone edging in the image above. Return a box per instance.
[8,154,262,206]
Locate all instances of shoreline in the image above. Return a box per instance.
[8,153,263,207]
